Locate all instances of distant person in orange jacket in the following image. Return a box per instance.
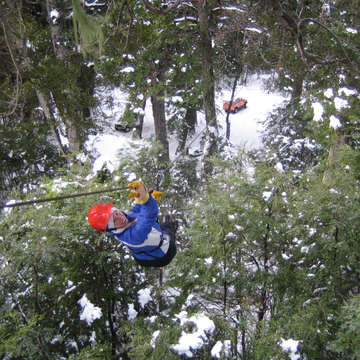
[88,181,177,267]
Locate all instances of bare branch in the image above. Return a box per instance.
[269,0,358,71]
[299,17,358,69]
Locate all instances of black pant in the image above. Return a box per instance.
[134,221,177,267]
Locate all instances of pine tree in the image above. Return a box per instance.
[0,163,172,359]
[253,147,360,359]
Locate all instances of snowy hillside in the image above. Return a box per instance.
[86,75,285,173]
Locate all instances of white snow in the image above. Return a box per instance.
[78,294,102,325]
[128,303,138,320]
[324,88,334,98]
[49,9,59,23]
[346,27,358,34]
[138,287,152,308]
[151,330,160,348]
[282,253,292,260]
[171,311,216,358]
[65,280,76,295]
[312,102,324,122]
[89,331,96,344]
[301,246,310,254]
[3,200,16,215]
[329,115,342,129]
[334,96,349,111]
[84,75,286,174]
[275,162,284,172]
[86,133,147,173]
[146,315,158,323]
[339,87,357,97]
[211,341,223,358]
[262,190,272,201]
[211,340,231,358]
[121,66,135,73]
[216,75,285,149]
[225,232,236,239]
[245,27,262,33]
[279,338,301,360]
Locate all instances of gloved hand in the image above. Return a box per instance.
[127,180,143,199]
[127,180,144,191]
[151,190,163,205]
[128,192,139,200]
[127,180,149,204]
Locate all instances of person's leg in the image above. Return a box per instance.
[159,214,178,235]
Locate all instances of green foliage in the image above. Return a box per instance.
[168,147,360,359]
[262,100,325,172]
[114,140,170,189]
[252,148,360,359]
[330,295,360,359]
[114,104,138,132]
[169,156,200,199]
[125,318,182,360]
[72,0,105,57]
[0,312,43,359]
[170,152,274,353]
[68,344,112,359]
[0,114,66,205]
[0,166,157,359]
[1,1,360,359]
[1,146,360,359]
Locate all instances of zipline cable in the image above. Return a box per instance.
[2,186,128,209]
[3,128,208,209]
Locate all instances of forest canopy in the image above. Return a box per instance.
[0,1,359,359]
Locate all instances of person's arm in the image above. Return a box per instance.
[127,181,156,222]
[122,181,159,244]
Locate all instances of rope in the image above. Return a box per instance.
[2,186,128,209]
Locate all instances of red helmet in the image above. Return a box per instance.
[88,201,113,231]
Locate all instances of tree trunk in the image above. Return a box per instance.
[322,131,346,186]
[67,125,81,153]
[176,107,197,154]
[36,90,67,154]
[291,71,304,102]
[46,0,69,61]
[197,0,218,176]
[45,0,81,154]
[226,75,239,140]
[135,98,147,139]
[151,91,169,162]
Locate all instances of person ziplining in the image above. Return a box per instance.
[87,180,177,267]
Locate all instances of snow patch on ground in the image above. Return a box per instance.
[85,75,286,173]
[216,75,286,149]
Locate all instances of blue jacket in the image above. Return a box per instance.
[108,195,170,262]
